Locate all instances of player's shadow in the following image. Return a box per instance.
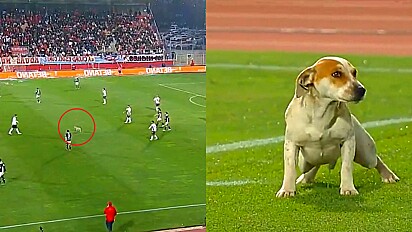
[142,134,162,150]
[41,153,65,167]
[118,220,134,231]
[199,117,206,122]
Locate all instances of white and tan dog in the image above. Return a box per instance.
[74,126,82,133]
[276,56,399,198]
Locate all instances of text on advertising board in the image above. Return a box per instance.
[83,69,112,77]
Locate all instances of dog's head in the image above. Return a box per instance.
[295,56,366,102]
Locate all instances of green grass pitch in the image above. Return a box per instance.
[0,73,205,231]
[206,51,412,231]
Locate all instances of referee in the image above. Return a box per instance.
[65,129,72,151]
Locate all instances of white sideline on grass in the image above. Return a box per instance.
[206,117,412,186]
[0,203,205,230]
[206,117,412,154]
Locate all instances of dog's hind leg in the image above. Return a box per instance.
[352,115,399,183]
[296,152,320,184]
[296,166,320,184]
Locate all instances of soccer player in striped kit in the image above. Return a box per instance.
[35,87,41,103]
[102,88,107,105]
[156,108,163,127]
[0,159,6,184]
[74,77,80,89]
[163,112,171,131]
[8,114,22,135]
[65,129,72,151]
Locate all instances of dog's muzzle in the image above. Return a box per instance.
[353,85,366,102]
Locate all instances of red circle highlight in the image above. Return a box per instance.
[58,108,96,146]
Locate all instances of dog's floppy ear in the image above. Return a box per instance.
[295,66,315,98]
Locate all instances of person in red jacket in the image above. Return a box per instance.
[104,201,117,232]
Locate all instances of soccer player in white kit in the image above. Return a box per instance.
[35,88,41,103]
[148,121,158,141]
[124,105,132,123]
[153,95,160,113]
[8,114,22,135]
[102,88,107,105]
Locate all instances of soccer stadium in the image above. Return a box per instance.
[0,0,205,231]
[207,0,412,231]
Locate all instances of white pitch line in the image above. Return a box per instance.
[189,96,206,108]
[160,82,206,85]
[0,203,205,230]
[206,117,412,154]
[208,63,412,74]
[159,84,205,98]
[206,180,260,186]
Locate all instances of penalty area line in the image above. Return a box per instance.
[0,203,205,230]
[159,84,205,108]
[159,84,205,98]
[189,96,206,108]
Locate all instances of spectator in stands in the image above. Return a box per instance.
[190,58,195,66]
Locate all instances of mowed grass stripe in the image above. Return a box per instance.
[0,74,205,231]
[1,82,85,221]
[2,78,164,222]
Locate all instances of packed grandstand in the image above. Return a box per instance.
[0,6,163,58]
[0,1,205,74]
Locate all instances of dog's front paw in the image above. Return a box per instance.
[276,188,296,198]
[340,187,359,196]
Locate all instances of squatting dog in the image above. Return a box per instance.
[276,56,399,198]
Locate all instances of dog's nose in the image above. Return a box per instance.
[357,86,366,96]
[355,86,366,100]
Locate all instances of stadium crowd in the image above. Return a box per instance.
[0,8,164,57]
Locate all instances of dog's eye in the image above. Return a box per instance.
[331,71,342,78]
